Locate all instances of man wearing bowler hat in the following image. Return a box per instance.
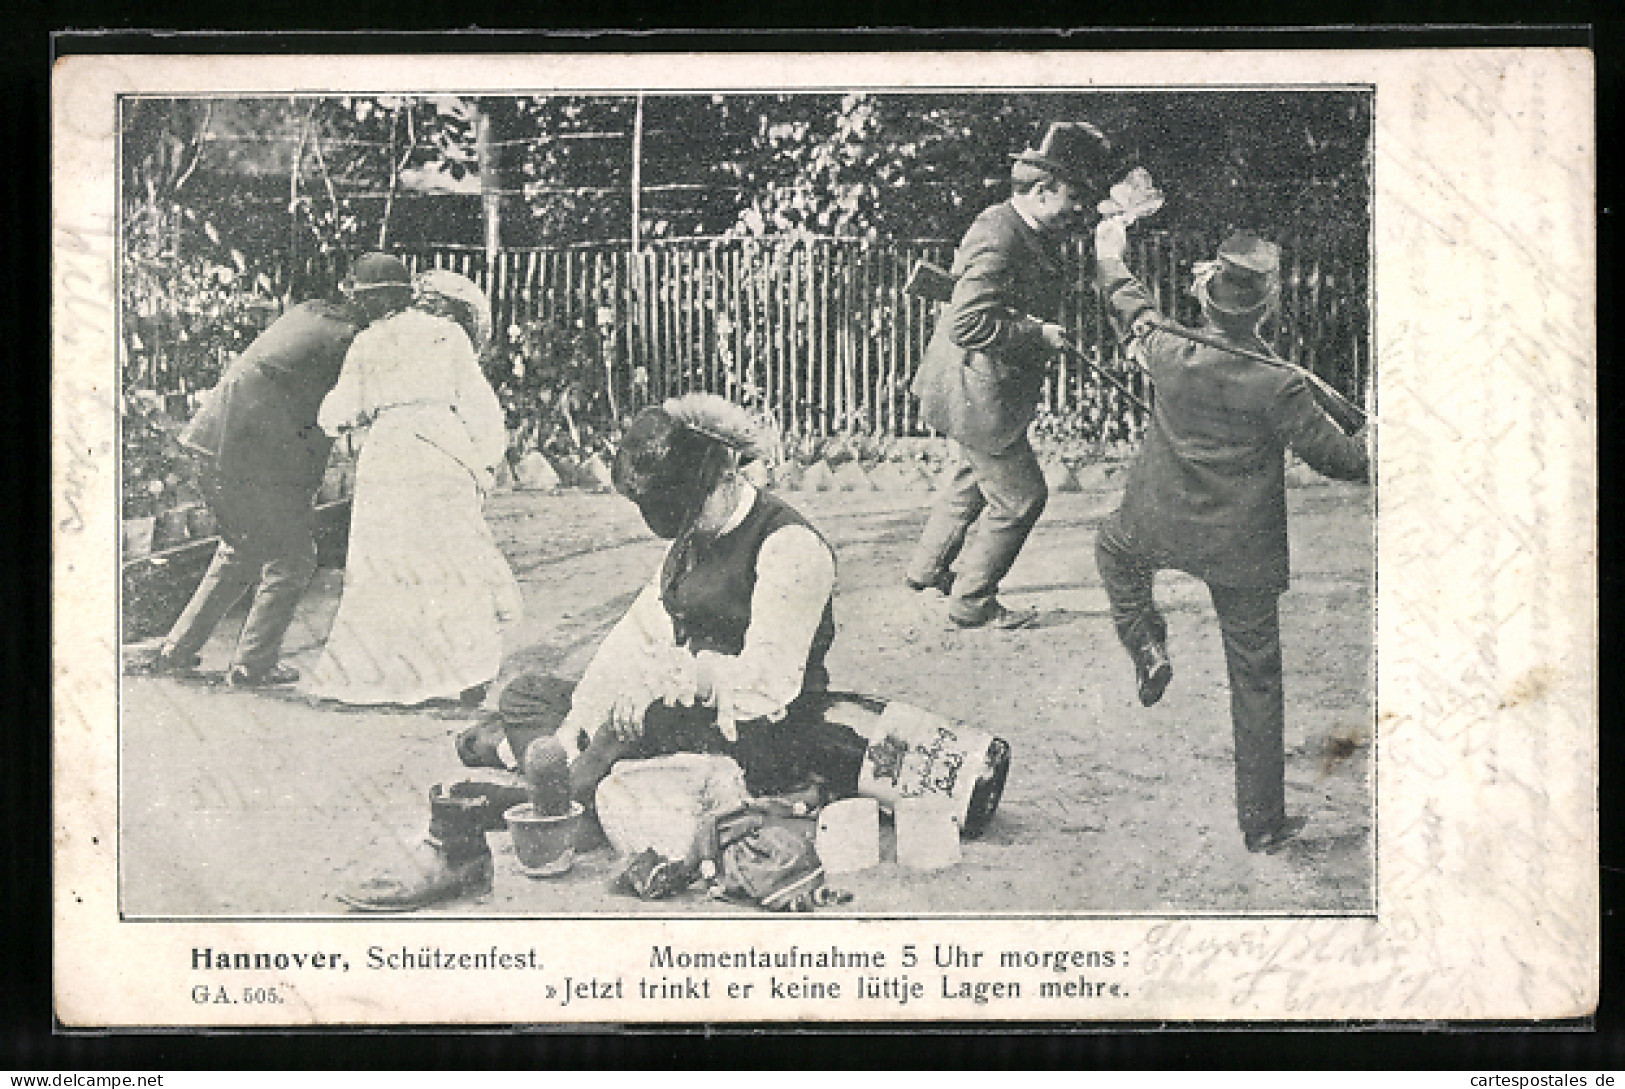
[148,253,407,686]
[1092,217,1371,854]
[907,121,1112,629]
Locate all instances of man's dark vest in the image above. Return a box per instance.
[660,490,835,694]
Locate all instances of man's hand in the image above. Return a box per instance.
[1095,216,1130,263]
[1040,323,1071,354]
[608,690,653,742]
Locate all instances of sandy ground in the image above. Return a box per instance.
[119,476,1374,917]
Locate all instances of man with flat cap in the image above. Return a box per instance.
[907,121,1113,629]
[1092,217,1371,854]
[148,253,406,686]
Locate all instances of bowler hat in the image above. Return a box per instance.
[349,252,412,292]
[1198,232,1281,315]
[1010,121,1112,191]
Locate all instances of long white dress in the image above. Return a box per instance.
[306,308,521,706]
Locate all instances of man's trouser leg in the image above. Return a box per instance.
[162,469,265,662]
[163,540,261,662]
[945,436,1047,623]
[232,537,318,676]
[219,480,319,678]
[904,446,984,591]
[570,696,866,804]
[567,703,727,811]
[1094,516,1167,655]
[1208,583,1287,841]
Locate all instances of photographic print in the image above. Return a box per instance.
[53,47,1594,1025]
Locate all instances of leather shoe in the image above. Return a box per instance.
[456,716,510,770]
[336,842,494,912]
[1134,640,1172,706]
[951,603,1038,631]
[1244,815,1308,854]
[905,571,954,596]
[228,662,300,687]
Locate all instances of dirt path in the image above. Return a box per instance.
[119,480,1374,917]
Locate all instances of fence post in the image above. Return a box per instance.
[371,233,1363,449]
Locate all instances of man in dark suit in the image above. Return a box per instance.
[149,253,409,686]
[1092,218,1371,853]
[906,121,1112,629]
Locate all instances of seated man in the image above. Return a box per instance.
[546,393,844,804]
[341,395,842,912]
[340,394,1008,912]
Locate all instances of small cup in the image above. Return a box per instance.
[817,797,881,874]
[893,796,962,871]
[506,800,584,878]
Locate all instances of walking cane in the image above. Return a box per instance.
[905,259,1367,435]
[903,260,1153,418]
[1140,319,1367,435]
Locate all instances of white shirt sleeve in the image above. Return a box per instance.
[318,328,378,435]
[699,523,835,733]
[455,349,510,468]
[553,563,679,759]
[551,521,835,758]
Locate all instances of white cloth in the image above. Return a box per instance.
[554,482,835,757]
[305,309,521,706]
[413,270,493,354]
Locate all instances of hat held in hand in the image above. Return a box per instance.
[1010,121,1113,192]
[1096,167,1165,227]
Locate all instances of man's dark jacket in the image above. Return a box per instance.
[1100,256,1369,591]
[912,201,1067,454]
[180,300,360,492]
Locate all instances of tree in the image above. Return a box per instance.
[715,91,1369,244]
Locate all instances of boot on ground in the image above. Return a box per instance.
[1244,814,1308,855]
[445,779,530,832]
[337,785,494,912]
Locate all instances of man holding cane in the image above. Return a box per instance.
[906,121,1113,629]
[1092,214,1371,854]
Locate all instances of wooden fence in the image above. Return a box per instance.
[399,232,1368,442]
[128,232,1370,443]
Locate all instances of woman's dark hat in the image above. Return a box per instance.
[1198,232,1281,315]
[1010,121,1113,192]
[349,252,412,292]
[612,406,692,504]
[613,395,769,498]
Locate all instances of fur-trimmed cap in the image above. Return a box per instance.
[661,393,774,464]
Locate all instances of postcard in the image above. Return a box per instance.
[52,46,1595,1025]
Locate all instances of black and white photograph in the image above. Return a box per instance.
[52,48,1594,1025]
[114,85,1375,918]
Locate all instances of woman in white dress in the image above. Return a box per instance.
[306,265,521,706]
